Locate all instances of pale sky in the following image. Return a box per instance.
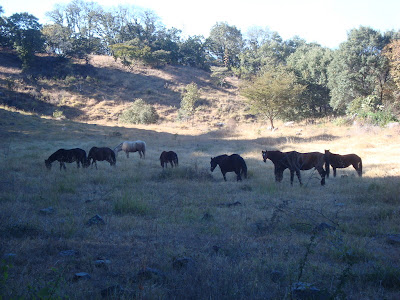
[1,0,399,49]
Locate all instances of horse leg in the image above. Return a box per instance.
[236,171,242,181]
[222,172,227,181]
[170,161,174,168]
[317,167,326,186]
[126,151,129,158]
[296,169,302,185]
[62,162,66,171]
[59,162,63,171]
[94,161,98,170]
[290,170,294,185]
[333,168,337,177]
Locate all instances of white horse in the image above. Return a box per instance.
[114,140,146,159]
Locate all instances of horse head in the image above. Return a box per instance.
[83,158,91,168]
[262,150,268,162]
[45,159,52,170]
[210,157,218,172]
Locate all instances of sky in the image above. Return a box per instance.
[1,0,399,49]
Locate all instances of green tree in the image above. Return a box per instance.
[207,22,244,69]
[42,24,73,54]
[178,35,209,70]
[287,44,333,119]
[327,26,391,112]
[46,0,103,58]
[178,82,200,122]
[240,67,305,128]
[239,28,305,78]
[6,13,44,69]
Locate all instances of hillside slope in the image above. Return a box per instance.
[0,50,247,126]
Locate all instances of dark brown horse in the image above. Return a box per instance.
[160,151,179,168]
[210,154,247,181]
[45,148,88,170]
[324,150,362,177]
[262,150,327,186]
[87,147,116,169]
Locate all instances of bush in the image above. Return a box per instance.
[119,99,159,124]
[346,95,398,126]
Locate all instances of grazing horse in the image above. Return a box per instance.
[262,150,327,186]
[210,154,247,181]
[87,147,116,169]
[114,140,146,159]
[160,151,179,168]
[45,148,88,170]
[324,150,362,177]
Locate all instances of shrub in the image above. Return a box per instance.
[178,82,200,122]
[119,99,159,124]
[346,95,398,126]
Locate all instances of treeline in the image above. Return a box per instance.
[1,0,400,124]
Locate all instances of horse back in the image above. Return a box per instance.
[298,152,324,170]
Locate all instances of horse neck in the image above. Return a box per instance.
[267,151,284,164]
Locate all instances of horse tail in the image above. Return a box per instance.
[142,141,146,157]
[324,152,330,178]
[358,157,363,177]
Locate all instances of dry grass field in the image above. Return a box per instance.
[1,106,400,299]
[1,51,400,299]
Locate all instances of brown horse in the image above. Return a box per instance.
[45,148,88,170]
[160,151,179,168]
[210,154,247,182]
[87,147,116,169]
[324,150,362,177]
[262,150,327,186]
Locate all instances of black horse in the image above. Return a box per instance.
[324,150,362,177]
[87,147,116,169]
[160,151,179,168]
[210,154,247,181]
[45,148,88,170]
[262,150,327,186]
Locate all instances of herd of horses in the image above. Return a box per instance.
[45,140,363,186]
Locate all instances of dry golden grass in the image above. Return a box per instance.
[1,106,400,299]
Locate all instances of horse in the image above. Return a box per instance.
[262,150,327,186]
[114,141,146,159]
[210,154,247,181]
[45,148,88,170]
[87,147,116,169]
[160,151,178,168]
[324,150,362,177]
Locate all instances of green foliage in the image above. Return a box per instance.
[286,44,333,119]
[119,98,159,124]
[207,22,244,69]
[347,95,398,126]
[178,35,210,70]
[178,82,200,121]
[240,66,305,128]
[52,109,65,119]
[327,26,392,112]
[3,13,44,69]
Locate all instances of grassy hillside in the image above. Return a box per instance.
[0,50,245,126]
[1,51,400,299]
